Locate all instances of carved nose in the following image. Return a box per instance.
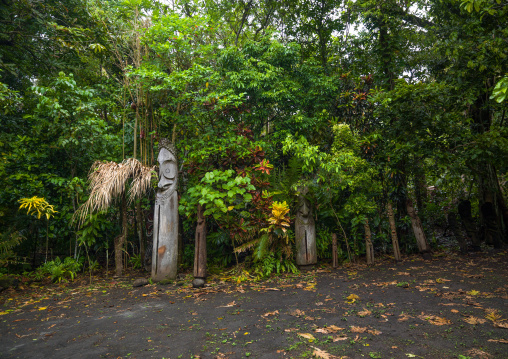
[158,180,173,189]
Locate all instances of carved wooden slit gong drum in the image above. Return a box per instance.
[295,189,317,266]
[152,139,179,281]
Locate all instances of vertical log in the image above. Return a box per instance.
[364,219,374,265]
[193,204,207,288]
[332,233,338,268]
[387,201,401,261]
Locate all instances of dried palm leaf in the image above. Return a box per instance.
[74,158,155,227]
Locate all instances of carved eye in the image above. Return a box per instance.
[161,161,176,179]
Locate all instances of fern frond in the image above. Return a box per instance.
[0,231,25,267]
[254,233,271,261]
[234,238,260,253]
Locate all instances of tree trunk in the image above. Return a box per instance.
[406,199,431,259]
[114,192,128,277]
[135,201,146,269]
[471,92,507,247]
[478,163,505,248]
[387,201,402,261]
[364,219,374,265]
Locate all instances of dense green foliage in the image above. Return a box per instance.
[1,0,507,277]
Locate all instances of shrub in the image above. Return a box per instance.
[36,256,83,283]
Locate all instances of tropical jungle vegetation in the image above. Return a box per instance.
[1,0,507,282]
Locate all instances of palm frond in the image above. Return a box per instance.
[74,158,155,227]
[128,161,156,204]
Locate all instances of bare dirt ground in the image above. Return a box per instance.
[1,251,508,359]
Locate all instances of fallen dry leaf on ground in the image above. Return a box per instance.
[367,329,382,335]
[494,322,508,329]
[298,333,315,341]
[261,310,279,318]
[417,313,451,325]
[346,294,360,304]
[333,335,348,342]
[350,326,367,333]
[463,316,486,325]
[465,349,492,359]
[311,346,337,359]
[218,301,236,308]
[328,325,344,332]
[358,308,372,317]
[315,325,344,334]
[398,314,412,322]
[486,310,503,322]
[436,278,450,283]
[487,339,508,344]
[290,309,305,317]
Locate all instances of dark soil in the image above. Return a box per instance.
[2,251,508,359]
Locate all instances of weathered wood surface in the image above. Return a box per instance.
[295,191,316,266]
[152,139,179,281]
[193,204,207,281]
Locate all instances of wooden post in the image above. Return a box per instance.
[332,233,338,268]
[295,188,317,266]
[193,204,207,288]
[152,139,179,281]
